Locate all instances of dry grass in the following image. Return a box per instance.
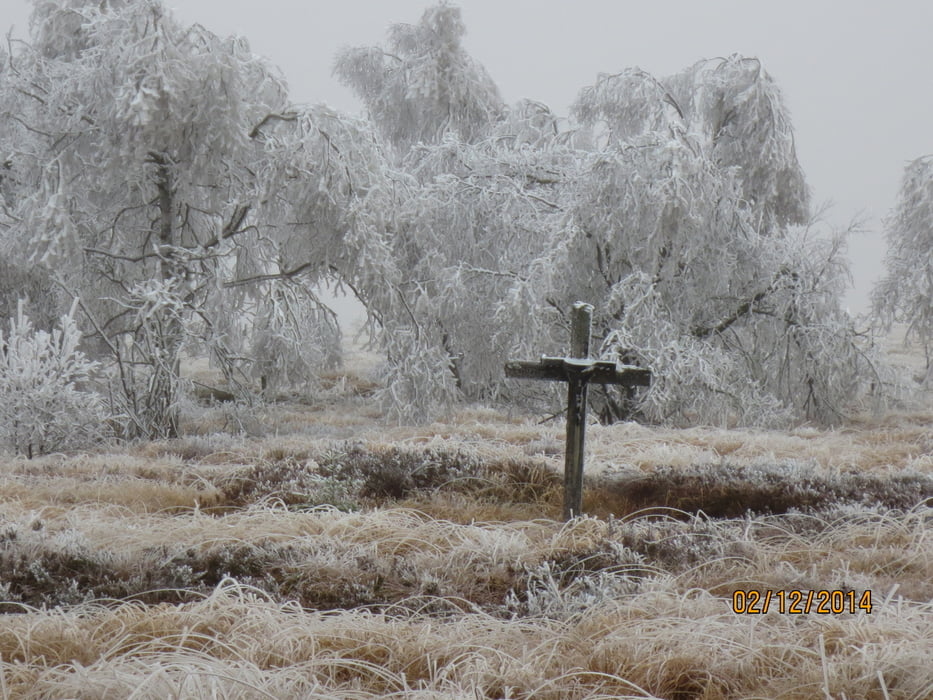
[0,336,930,698]
[0,570,930,698]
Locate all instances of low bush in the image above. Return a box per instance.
[0,300,109,457]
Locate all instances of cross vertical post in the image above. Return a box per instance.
[564,302,592,520]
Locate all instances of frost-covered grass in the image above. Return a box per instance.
[0,499,931,698]
[0,576,930,700]
[0,504,930,698]
[0,340,930,698]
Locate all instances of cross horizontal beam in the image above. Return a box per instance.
[505,357,651,386]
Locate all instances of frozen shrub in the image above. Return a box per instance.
[0,300,109,457]
[506,558,645,620]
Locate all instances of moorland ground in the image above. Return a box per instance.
[0,332,930,699]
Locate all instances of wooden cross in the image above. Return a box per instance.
[505,302,651,520]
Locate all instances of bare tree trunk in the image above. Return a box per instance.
[150,152,181,439]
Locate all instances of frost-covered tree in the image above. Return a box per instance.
[230,104,400,397]
[520,60,871,425]
[872,155,933,383]
[333,2,504,159]
[334,5,578,418]
[335,5,875,425]
[499,126,870,425]
[372,127,578,418]
[0,0,290,437]
[0,0,397,436]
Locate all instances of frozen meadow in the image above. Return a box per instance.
[0,331,929,699]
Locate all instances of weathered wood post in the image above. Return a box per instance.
[564,302,592,520]
[505,302,651,521]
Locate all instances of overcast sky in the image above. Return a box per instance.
[7,0,933,313]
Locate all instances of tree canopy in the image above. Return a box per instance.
[333,3,504,158]
[0,0,397,436]
[0,0,890,435]
[335,7,877,426]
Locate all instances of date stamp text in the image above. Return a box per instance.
[731,589,872,614]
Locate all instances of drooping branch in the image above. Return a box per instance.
[223,261,315,288]
[691,288,770,339]
[84,248,160,264]
[327,263,384,328]
[249,111,299,139]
